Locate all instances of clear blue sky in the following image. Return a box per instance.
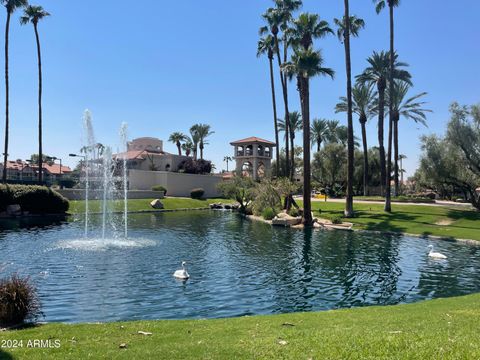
[1,0,479,176]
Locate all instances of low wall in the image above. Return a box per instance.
[58,189,165,201]
[128,170,223,198]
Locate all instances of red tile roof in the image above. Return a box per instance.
[1,160,71,175]
[113,149,171,161]
[230,137,276,146]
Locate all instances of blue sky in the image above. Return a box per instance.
[1,0,479,176]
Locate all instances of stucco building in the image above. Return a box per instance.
[230,136,276,181]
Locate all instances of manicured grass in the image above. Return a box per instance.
[354,195,435,203]
[2,294,480,359]
[308,201,480,241]
[68,198,234,215]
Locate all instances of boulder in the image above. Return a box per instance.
[224,204,232,210]
[6,204,21,216]
[150,199,164,209]
[272,214,302,227]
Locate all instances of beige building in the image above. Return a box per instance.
[0,159,71,183]
[230,136,275,181]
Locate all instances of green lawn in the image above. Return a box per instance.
[2,294,480,359]
[308,201,480,241]
[68,198,233,215]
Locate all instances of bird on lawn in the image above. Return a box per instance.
[173,261,190,279]
[428,245,447,259]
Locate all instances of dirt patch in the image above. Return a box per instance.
[435,218,454,226]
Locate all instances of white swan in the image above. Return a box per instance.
[173,261,190,279]
[428,245,447,259]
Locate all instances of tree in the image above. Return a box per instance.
[223,156,233,172]
[310,118,328,152]
[188,127,201,160]
[168,132,187,156]
[357,50,411,198]
[385,81,430,195]
[190,124,214,160]
[278,111,302,174]
[336,83,376,196]
[373,0,401,212]
[334,9,364,217]
[20,5,50,183]
[312,143,347,190]
[182,140,193,157]
[217,176,256,214]
[283,46,334,225]
[257,35,280,176]
[1,0,28,183]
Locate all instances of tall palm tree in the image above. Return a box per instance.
[188,129,201,160]
[290,12,333,50]
[223,156,233,172]
[357,50,411,197]
[257,35,280,175]
[310,118,328,152]
[325,119,340,143]
[373,0,400,212]
[283,46,334,226]
[1,0,28,183]
[181,140,193,157]
[336,83,376,196]
[334,7,365,217]
[190,124,214,160]
[278,111,302,175]
[386,81,430,195]
[20,5,50,183]
[168,132,187,156]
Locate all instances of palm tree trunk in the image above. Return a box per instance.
[393,117,399,196]
[200,142,204,160]
[2,12,11,183]
[35,23,43,184]
[268,56,280,177]
[317,139,321,153]
[301,76,312,226]
[290,130,295,179]
[361,119,369,196]
[385,2,395,212]
[273,35,290,178]
[176,142,181,156]
[377,83,386,197]
[344,0,354,217]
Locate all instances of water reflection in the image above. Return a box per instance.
[0,211,479,323]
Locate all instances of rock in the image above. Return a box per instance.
[272,214,302,227]
[224,204,232,210]
[150,199,164,209]
[119,343,128,349]
[232,203,240,210]
[6,204,21,216]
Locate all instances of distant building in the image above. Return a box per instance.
[114,137,190,172]
[230,136,276,181]
[0,159,72,183]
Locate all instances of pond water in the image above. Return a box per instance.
[1,211,479,323]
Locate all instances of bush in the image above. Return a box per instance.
[331,216,343,225]
[178,159,212,174]
[151,185,167,195]
[288,207,300,217]
[262,207,277,220]
[190,188,205,199]
[0,274,41,327]
[0,184,69,214]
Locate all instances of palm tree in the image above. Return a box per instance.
[190,124,214,160]
[290,12,333,50]
[1,0,28,183]
[386,81,430,195]
[310,118,328,152]
[357,51,411,197]
[373,0,400,212]
[278,111,302,175]
[188,129,200,160]
[168,132,187,156]
[181,140,193,157]
[223,156,233,172]
[334,8,365,217]
[257,35,280,175]
[325,119,340,143]
[336,83,376,196]
[398,153,406,186]
[20,5,50,183]
[283,46,334,226]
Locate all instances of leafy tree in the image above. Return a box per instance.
[168,132,187,156]
[1,0,28,182]
[312,143,347,191]
[217,176,256,213]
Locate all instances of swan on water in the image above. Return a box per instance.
[428,245,447,259]
[173,261,190,279]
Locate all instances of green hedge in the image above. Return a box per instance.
[0,184,69,214]
[151,185,167,195]
[190,188,205,199]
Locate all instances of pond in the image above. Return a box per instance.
[1,211,479,323]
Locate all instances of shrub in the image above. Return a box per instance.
[262,207,277,220]
[178,159,212,174]
[0,185,69,214]
[151,185,167,195]
[190,188,205,199]
[288,207,300,217]
[331,216,343,225]
[0,274,41,327]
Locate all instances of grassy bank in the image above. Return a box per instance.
[308,201,480,241]
[68,198,233,215]
[2,294,480,359]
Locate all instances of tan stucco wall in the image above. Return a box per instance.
[128,170,223,197]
